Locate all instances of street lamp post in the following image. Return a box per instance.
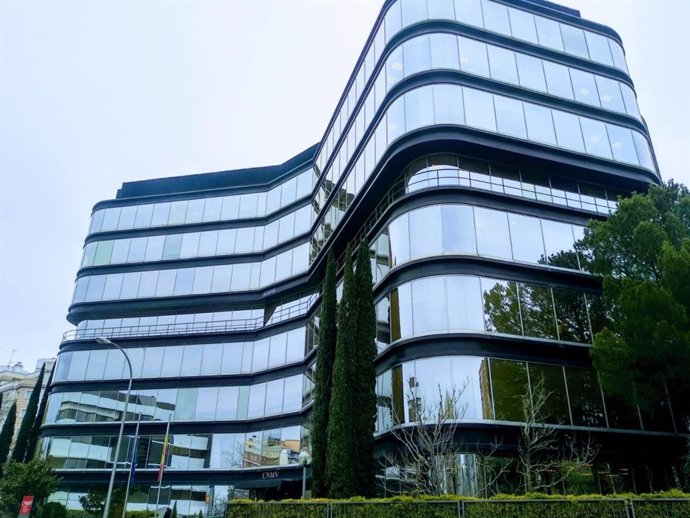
[298,450,310,499]
[96,337,133,518]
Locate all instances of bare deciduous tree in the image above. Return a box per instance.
[518,378,598,493]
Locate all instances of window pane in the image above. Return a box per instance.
[193,266,214,294]
[162,234,183,260]
[494,95,526,138]
[607,124,638,165]
[519,283,557,339]
[560,24,588,59]
[580,117,612,159]
[585,32,613,66]
[508,213,544,263]
[265,380,284,416]
[409,206,442,259]
[633,132,654,170]
[528,363,569,424]
[516,54,546,92]
[491,359,528,421]
[94,241,113,266]
[283,375,303,413]
[401,0,427,27]
[446,276,483,330]
[474,207,511,259]
[463,88,496,132]
[570,69,599,107]
[168,201,187,225]
[509,7,537,43]
[482,0,510,35]
[202,197,222,222]
[102,273,123,300]
[458,37,489,77]
[388,213,410,266]
[412,277,449,334]
[553,111,585,152]
[543,62,574,100]
[151,203,170,227]
[454,0,483,27]
[252,338,270,372]
[110,240,130,264]
[120,272,141,299]
[247,384,266,418]
[441,205,476,254]
[596,76,625,113]
[524,103,556,145]
[535,17,563,51]
[488,46,518,84]
[432,84,464,125]
[144,236,164,262]
[566,367,606,427]
[134,204,154,228]
[142,348,164,378]
[430,33,460,70]
[201,343,223,376]
[482,278,522,335]
[403,35,431,76]
[161,347,183,377]
[85,276,106,301]
[620,84,640,119]
[155,269,176,297]
[541,219,575,265]
[180,233,200,258]
[404,87,434,131]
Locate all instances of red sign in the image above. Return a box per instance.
[18,496,33,516]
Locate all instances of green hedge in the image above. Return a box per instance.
[225,493,690,518]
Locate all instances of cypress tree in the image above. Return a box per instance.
[326,245,357,498]
[12,364,44,462]
[352,242,378,496]
[26,366,54,462]
[0,402,17,468]
[311,252,338,497]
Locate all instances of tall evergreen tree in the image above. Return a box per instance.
[311,252,338,497]
[26,366,54,462]
[352,242,378,496]
[326,245,357,498]
[12,365,44,462]
[0,402,17,471]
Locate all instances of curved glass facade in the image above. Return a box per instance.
[376,355,675,433]
[82,205,313,268]
[374,274,603,350]
[72,242,309,304]
[89,168,314,235]
[55,328,306,382]
[370,202,586,284]
[42,425,307,471]
[46,375,306,425]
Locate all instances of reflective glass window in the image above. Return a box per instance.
[162,234,183,260]
[142,348,164,378]
[401,0,427,27]
[535,17,563,51]
[85,275,106,302]
[516,105,556,152]
[458,37,489,77]
[385,1,402,41]
[155,269,176,297]
[580,118,612,159]
[202,197,222,222]
[633,132,654,170]
[101,208,120,231]
[216,387,239,420]
[508,213,544,263]
[200,343,223,376]
[120,272,140,299]
[516,54,546,92]
[90,210,104,233]
[252,338,270,372]
[238,194,257,218]
[93,241,113,266]
[541,219,575,265]
[430,33,460,70]
[161,347,183,377]
[283,375,303,413]
[133,204,153,228]
[585,32,613,66]
[221,196,239,220]
[102,273,123,300]
[180,346,202,377]
[494,95,526,138]
[543,61,574,100]
[446,276,483,330]
[247,384,266,418]
[441,205,475,254]
[508,7,537,43]
[151,203,170,227]
[193,266,213,294]
[126,237,145,263]
[409,206,442,259]
[454,0,483,27]
[560,24,588,59]
[185,199,204,224]
[110,240,130,264]
[553,111,585,152]
[117,206,136,230]
[168,201,187,225]
[268,333,287,368]
[403,35,431,76]
[620,84,640,119]
[388,213,410,266]
[86,350,107,380]
[285,328,304,363]
[264,379,284,416]
[221,343,243,375]
[463,88,496,132]
[428,0,455,19]
[491,359,528,421]
[82,243,97,267]
[174,268,194,295]
[519,283,557,339]
[488,46,518,84]
[609,40,628,72]
[144,235,164,262]
[198,231,218,257]
[432,83,464,125]
[175,389,198,421]
[412,276,449,334]
[566,367,606,427]
[595,76,625,113]
[216,228,237,255]
[405,87,434,131]
[482,0,511,35]
[606,125,637,165]
[474,207,511,259]
[528,363,570,424]
[570,69,599,107]
[180,233,200,258]
[230,263,251,291]
[482,278,522,335]
[553,288,590,343]
[235,227,254,254]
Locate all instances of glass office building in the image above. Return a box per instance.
[42,0,685,509]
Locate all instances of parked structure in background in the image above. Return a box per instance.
[41,0,685,512]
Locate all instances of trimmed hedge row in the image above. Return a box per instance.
[225,493,690,518]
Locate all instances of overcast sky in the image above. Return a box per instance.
[1,0,688,371]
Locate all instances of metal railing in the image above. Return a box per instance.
[225,497,690,518]
[62,293,318,343]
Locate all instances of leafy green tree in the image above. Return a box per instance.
[311,252,337,497]
[0,402,17,472]
[26,367,54,462]
[12,365,44,462]
[0,458,58,512]
[351,242,377,496]
[579,182,690,427]
[326,245,357,498]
